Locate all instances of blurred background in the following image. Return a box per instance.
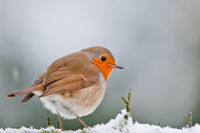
[1,0,200,130]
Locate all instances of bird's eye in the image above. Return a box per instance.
[101,56,107,62]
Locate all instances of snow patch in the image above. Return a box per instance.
[0,109,200,133]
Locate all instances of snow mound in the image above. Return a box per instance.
[1,109,200,133]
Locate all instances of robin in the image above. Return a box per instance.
[7,46,123,130]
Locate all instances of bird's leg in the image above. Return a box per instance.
[56,110,64,131]
[77,116,88,128]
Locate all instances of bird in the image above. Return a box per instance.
[7,46,123,130]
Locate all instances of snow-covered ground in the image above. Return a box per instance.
[1,109,200,133]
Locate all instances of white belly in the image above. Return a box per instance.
[34,74,106,119]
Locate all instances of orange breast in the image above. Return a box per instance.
[93,62,114,81]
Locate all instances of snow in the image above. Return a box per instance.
[1,109,200,133]
[0,126,61,133]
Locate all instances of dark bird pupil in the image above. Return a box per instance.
[101,56,106,61]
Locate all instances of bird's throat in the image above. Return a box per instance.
[93,63,113,81]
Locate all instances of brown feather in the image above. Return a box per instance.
[7,84,45,97]
[43,67,72,85]
[20,93,35,103]
[39,75,99,97]
[20,73,45,103]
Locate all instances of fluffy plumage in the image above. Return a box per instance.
[7,46,122,121]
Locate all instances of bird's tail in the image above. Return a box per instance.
[6,84,45,103]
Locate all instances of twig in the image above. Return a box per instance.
[121,88,132,120]
[188,112,192,127]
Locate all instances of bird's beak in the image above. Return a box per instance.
[112,64,124,69]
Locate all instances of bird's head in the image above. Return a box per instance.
[82,46,123,81]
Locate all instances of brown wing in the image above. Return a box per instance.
[43,67,72,85]
[40,71,99,97]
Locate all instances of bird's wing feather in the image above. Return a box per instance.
[43,67,72,85]
[40,72,99,97]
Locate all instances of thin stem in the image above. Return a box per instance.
[121,89,131,113]
[188,112,192,127]
[121,89,132,120]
